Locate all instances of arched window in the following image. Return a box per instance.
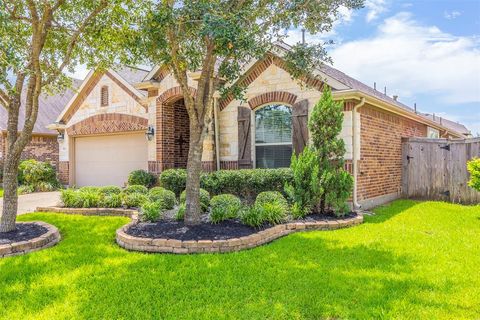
[255,104,292,168]
[100,86,109,107]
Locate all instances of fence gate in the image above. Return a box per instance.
[402,137,480,204]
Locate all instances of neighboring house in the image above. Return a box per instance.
[0,81,80,170]
[49,45,468,209]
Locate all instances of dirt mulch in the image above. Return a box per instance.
[0,223,48,245]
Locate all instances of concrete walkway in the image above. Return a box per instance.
[0,191,61,215]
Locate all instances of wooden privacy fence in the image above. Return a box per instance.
[402,137,480,204]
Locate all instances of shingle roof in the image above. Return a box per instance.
[0,79,82,135]
[421,113,471,136]
[114,65,149,90]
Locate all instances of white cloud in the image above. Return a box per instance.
[365,0,387,22]
[330,12,480,105]
[444,10,461,20]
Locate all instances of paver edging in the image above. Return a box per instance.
[0,221,61,258]
[116,214,364,254]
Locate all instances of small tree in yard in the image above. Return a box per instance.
[137,0,363,225]
[309,86,353,215]
[0,1,137,233]
[467,158,480,192]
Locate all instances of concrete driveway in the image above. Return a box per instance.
[0,191,61,215]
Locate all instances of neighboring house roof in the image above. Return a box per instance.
[0,79,82,135]
[421,113,471,136]
[115,65,150,89]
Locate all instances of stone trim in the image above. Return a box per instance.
[116,215,363,254]
[0,221,60,258]
[36,206,137,217]
[66,113,148,136]
[248,91,298,110]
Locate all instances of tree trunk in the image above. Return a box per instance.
[184,122,207,225]
[0,154,21,232]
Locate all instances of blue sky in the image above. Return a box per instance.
[286,0,480,135]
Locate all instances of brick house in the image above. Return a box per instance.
[49,45,469,209]
[0,81,80,173]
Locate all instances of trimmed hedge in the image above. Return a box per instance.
[123,185,148,195]
[160,168,292,201]
[149,187,176,210]
[128,170,157,188]
[210,194,242,223]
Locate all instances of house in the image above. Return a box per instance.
[48,44,468,209]
[0,80,80,170]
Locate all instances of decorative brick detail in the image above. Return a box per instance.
[219,55,325,110]
[66,113,148,136]
[116,214,363,254]
[58,161,69,184]
[156,86,197,104]
[220,161,239,170]
[248,91,298,110]
[36,206,137,217]
[358,104,428,200]
[0,221,60,258]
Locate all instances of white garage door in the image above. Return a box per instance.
[75,133,148,187]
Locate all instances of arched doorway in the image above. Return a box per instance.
[171,98,190,168]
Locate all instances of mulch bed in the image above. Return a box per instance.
[126,212,358,241]
[0,223,48,245]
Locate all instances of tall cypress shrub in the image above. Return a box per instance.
[308,86,353,215]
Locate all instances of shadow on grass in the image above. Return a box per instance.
[363,199,420,224]
[0,210,454,319]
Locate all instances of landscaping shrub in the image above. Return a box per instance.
[18,184,35,195]
[128,170,157,188]
[240,205,264,228]
[180,188,210,212]
[175,203,186,221]
[149,187,176,210]
[159,169,187,196]
[261,202,288,225]
[99,194,122,208]
[123,185,148,195]
[99,186,122,195]
[79,186,100,193]
[160,168,293,201]
[61,189,82,208]
[78,189,101,208]
[210,194,242,223]
[17,159,60,191]
[255,191,288,210]
[467,158,480,192]
[122,193,149,208]
[284,147,322,218]
[140,201,163,222]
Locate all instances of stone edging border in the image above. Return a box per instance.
[0,221,61,258]
[116,214,364,254]
[36,206,137,217]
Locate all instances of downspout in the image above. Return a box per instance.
[213,97,221,171]
[352,97,365,210]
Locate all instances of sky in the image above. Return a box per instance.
[285,0,480,135]
[72,0,480,135]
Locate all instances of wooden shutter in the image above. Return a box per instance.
[292,99,309,155]
[238,106,252,169]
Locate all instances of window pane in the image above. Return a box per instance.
[256,145,292,168]
[255,105,292,144]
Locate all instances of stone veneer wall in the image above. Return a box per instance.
[357,104,428,201]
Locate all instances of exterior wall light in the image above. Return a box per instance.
[57,131,65,142]
[146,125,155,141]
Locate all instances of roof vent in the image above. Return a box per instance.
[393,95,398,101]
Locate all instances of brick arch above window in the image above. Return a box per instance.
[66,113,148,136]
[247,91,298,110]
[156,86,197,104]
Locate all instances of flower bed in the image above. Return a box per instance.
[0,221,60,258]
[116,214,363,254]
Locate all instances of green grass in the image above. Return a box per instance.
[0,188,3,197]
[0,200,479,319]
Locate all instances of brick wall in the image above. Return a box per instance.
[357,105,427,200]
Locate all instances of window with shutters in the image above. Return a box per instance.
[100,86,109,107]
[255,104,292,168]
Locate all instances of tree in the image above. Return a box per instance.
[138,0,363,225]
[308,86,353,214]
[467,158,480,192]
[0,0,137,232]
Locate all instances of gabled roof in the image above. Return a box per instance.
[55,66,149,124]
[421,113,471,136]
[0,79,82,135]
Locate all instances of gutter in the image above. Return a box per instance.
[352,97,365,210]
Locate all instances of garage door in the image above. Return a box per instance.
[75,133,148,187]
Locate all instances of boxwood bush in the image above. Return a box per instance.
[128,170,157,188]
[99,194,122,208]
[180,188,210,212]
[210,194,242,224]
[255,191,288,209]
[140,200,163,222]
[123,185,148,195]
[149,187,176,210]
[99,186,122,195]
[122,193,149,208]
[240,191,289,227]
[160,168,292,201]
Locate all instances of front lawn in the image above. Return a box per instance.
[1,200,479,319]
